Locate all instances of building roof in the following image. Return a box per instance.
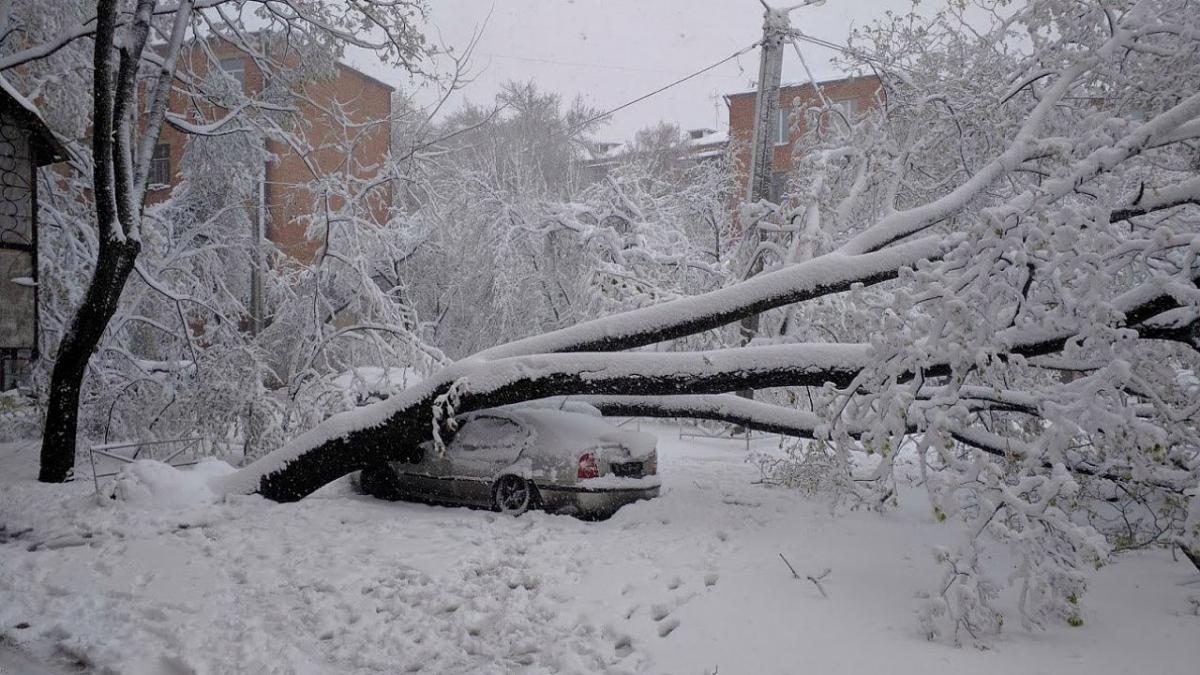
[334,61,396,94]
[581,140,626,165]
[725,73,880,100]
[688,129,727,147]
[0,74,66,165]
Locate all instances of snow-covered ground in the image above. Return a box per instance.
[1,426,1197,675]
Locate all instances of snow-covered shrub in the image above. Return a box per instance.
[0,389,40,442]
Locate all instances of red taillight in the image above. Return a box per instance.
[577,452,600,479]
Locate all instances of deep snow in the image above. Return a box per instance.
[1,427,1197,675]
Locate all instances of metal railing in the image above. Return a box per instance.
[87,437,206,497]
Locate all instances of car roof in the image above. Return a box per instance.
[474,407,656,456]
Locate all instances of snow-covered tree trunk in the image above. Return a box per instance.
[39,0,160,481]
[7,0,429,480]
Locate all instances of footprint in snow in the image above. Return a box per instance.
[657,617,681,637]
[613,632,634,658]
[650,604,671,622]
[704,572,719,587]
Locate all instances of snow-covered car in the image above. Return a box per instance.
[360,404,660,517]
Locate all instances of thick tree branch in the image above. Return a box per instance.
[582,394,825,438]
[1110,176,1200,222]
[580,395,1189,493]
[221,263,1200,501]
[475,236,943,359]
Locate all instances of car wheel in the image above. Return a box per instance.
[360,461,402,500]
[492,475,537,515]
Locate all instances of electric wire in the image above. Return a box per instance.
[481,52,749,79]
[567,40,761,135]
[791,30,887,67]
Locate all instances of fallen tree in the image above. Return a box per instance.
[220,266,1199,500]
[217,0,1198,642]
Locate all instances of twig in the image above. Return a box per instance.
[806,568,832,598]
[779,552,801,578]
[780,554,832,597]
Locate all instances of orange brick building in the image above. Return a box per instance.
[146,43,394,264]
[725,75,881,201]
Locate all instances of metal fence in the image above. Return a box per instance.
[87,437,207,497]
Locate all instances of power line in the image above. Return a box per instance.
[567,40,761,136]
[481,51,749,80]
[791,30,887,67]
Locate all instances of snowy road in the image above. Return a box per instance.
[1,427,1197,674]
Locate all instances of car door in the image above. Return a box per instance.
[446,415,530,505]
[391,442,459,503]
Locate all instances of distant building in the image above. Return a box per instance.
[0,75,65,391]
[581,127,730,182]
[725,75,881,201]
[141,39,394,331]
[146,42,394,265]
[581,140,626,181]
[685,127,730,166]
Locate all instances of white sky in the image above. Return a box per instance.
[348,0,916,143]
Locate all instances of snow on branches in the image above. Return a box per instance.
[221,0,1200,643]
[9,0,1198,646]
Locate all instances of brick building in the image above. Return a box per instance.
[146,43,394,265]
[725,74,881,201]
[0,75,64,390]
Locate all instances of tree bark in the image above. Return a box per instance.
[39,243,139,481]
[38,0,146,482]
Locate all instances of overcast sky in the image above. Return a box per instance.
[348,0,915,142]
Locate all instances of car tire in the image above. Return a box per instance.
[360,461,402,500]
[492,475,538,515]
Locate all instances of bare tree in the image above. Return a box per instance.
[0,0,429,481]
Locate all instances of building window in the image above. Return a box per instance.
[775,106,789,145]
[148,143,170,187]
[0,349,33,391]
[220,57,246,91]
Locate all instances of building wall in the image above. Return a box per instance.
[146,45,394,265]
[726,75,881,198]
[0,113,36,388]
[266,64,393,263]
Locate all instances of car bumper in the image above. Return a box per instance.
[537,484,660,518]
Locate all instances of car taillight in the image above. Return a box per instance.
[577,452,600,479]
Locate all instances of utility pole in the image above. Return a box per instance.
[746,5,790,204]
[249,155,267,336]
[737,4,792,400]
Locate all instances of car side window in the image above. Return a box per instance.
[450,416,526,456]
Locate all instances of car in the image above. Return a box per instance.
[360,403,660,518]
